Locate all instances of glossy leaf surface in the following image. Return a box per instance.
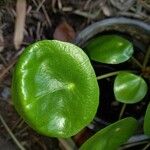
[12,40,99,138]
[80,117,137,150]
[144,103,150,135]
[84,35,133,64]
[114,72,147,103]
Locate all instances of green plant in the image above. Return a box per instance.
[12,35,150,149]
[12,40,99,138]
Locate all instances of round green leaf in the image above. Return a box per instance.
[80,117,137,150]
[12,40,99,138]
[114,72,148,104]
[84,35,133,64]
[144,103,150,135]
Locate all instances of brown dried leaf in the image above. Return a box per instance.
[53,22,76,42]
[14,0,26,50]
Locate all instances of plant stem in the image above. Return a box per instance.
[0,113,25,150]
[142,142,150,150]
[119,104,126,120]
[58,138,78,150]
[131,57,143,69]
[143,46,150,68]
[96,71,121,80]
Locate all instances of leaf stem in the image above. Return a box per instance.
[0,113,25,150]
[143,46,150,68]
[97,71,121,80]
[142,142,150,150]
[131,57,143,69]
[119,103,126,120]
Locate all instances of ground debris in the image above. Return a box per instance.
[53,21,75,42]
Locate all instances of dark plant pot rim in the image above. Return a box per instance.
[75,17,150,48]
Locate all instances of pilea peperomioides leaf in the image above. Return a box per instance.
[114,72,148,104]
[12,40,99,138]
[84,35,133,64]
[144,103,150,135]
[80,117,138,150]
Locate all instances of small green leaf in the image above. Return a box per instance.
[114,72,147,104]
[84,35,133,64]
[80,117,137,150]
[12,40,99,138]
[144,103,150,135]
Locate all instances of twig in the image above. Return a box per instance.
[101,4,112,17]
[31,0,38,7]
[36,0,45,11]
[143,46,150,68]
[11,117,23,131]
[18,119,25,128]
[0,48,24,82]
[136,0,142,13]
[36,21,41,39]
[41,4,52,27]
[84,0,92,10]
[0,53,7,65]
[138,0,150,12]
[62,7,73,12]
[36,0,52,27]
[58,138,78,150]
[0,29,4,52]
[0,59,17,82]
[26,5,32,14]
[73,10,99,19]
[57,0,62,10]
[0,23,7,30]
[11,8,17,17]
[0,113,25,150]
[14,0,26,49]
[52,0,57,13]
[142,142,150,150]
[16,126,29,136]
[118,12,149,20]
[110,0,135,11]
[32,135,47,150]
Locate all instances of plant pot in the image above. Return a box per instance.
[73,17,150,149]
[75,17,150,50]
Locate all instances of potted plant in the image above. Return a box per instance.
[12,17,150,150]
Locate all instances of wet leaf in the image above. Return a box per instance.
[114,72,147,103]
[53,22,75,42]
[144,103,150,135]
[12,40,99,138]
[84,35,133,64]
[80,117,137,150]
